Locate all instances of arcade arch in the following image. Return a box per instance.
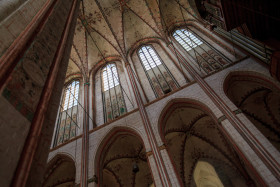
[43,154,76,187]
[224,72,280,151]
[158,99,253,186]
[95,128,154,187]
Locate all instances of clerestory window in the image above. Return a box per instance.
[173,28,230,74]
[54,80,80,147]
[102,63,126,122]
[173,28,203,51]
[138,45,178,97]
[63,80,79,110]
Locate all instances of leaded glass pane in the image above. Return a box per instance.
[138,45,178,97]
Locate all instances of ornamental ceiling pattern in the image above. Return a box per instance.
[66,0,197,78]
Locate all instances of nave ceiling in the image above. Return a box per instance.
[66,0,197,79]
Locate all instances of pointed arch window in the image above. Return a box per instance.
[54,80,80,146]
[138,45,178,97]
[173,29,203,51]
[63,80,79,110]
[173,28,231,74]
[102,63,126,122]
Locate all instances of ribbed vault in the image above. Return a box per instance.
[65,0,197,78]
[98,132,153,187]
[161,103,251,186]
[225,74,280,151]
[43,155,76,187]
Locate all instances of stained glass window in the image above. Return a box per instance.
[63,80,79,110]
[138,45,178,97]
[54,80,80,147]
[173,28,230,74]
[102,63,126,122]
[173,28,203,51]
[102,64,119,91]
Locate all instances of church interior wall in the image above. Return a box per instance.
[1,0,279,186]
[48,54,280,186]
[0,0,79,185]
[0,95,31,186]
[206,57,280,163]
[0,0,48,57]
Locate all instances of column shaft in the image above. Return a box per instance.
[125,62,171,187]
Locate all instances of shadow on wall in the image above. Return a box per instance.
[42,154,76,187]
[224,71,280,152]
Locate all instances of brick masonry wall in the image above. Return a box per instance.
[47,21,280,186]
[48,57,280,186]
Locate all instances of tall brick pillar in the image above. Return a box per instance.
[0,0,80,186]
[124,61,171,187]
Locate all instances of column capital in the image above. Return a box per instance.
[158,144,167,151]
[146,151,153,157]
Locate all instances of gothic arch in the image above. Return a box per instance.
[90,56,123,78]
[64,73,83,86]
[158,98,253,186]
[43,154,76,187]
[224,71,280,152]
[94,127,154,187]
[127,37,165,58]
[130,39,186,102]
[167,20,199,35]
[169,21,238,63]
[52,78,82,147]
[92,57,134,125]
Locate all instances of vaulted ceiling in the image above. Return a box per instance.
[66,0,197,78]
[163,106,249,186]
[100,133,153,186]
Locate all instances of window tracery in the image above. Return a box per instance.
[173,28,230,75]
[54,80,79,146]
[138,45,178,97]
[101,63,126,122]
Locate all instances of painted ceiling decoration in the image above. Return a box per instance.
[66,0,197,78]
